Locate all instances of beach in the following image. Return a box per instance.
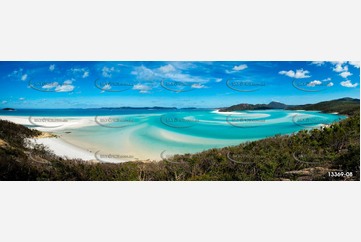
[0,115,121,162]
[0,109,346,163]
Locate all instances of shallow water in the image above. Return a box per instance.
[6,108,344,161]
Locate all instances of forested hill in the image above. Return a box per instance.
[219,98,360,115]
[219,101,287,112]
[287,98,360,115]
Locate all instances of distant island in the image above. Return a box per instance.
[219,101,288,112]
[287,97,360,115]
[2,108,15,111]
[219,98,360,115]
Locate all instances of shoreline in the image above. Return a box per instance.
[1,110,348,163]
[27,136,99,162]
[0,115,96,131]
[27,135,135,163]
[0,115,129,163]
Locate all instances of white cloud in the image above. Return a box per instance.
[339,71,352,78]
[132,65,208,85]
[19,97,25,101]
[55,84,75,92]
[63,79,73,85]
[42,82,59,89]
[233,64,248,71]
[8,68,27,81]
[279,69,310,78]
[171,62,197,70]
[215,78,223,83]
[82,71,89,78]
[311,61,325,66]
[131,66,156,80]
[294,69,311,78]
[102,66,119,78]
[225,64,248,74]
[191,83,207,89]
[8,68,23,77]
[100,84,111,93]
[340,80,358,88]
[279,70,295,77]
[332,63,348,72]
[158,64,176,73]
[41,80,74,92]
[133,83,152,93]
[307,80,322,87]
[307,77,333,87]
[71,68,90,78]
[349,61,360,68]
[49,64,55,72]
[102,84,111,90]
[21,74,28,81]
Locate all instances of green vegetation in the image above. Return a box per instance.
[1,110,359,181]
[287,98,360,115]
[219,98,360,115]
[0,119,41,148]
[219,101,287,112]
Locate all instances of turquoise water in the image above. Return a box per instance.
[0,108,179,117]
[1,108,344,160]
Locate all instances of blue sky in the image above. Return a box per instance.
[0,61,359,108]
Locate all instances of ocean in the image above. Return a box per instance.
[0,108,346,161]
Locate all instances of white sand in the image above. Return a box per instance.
[28,137,97,161]
[1,115,127,163]
[27,137,130,163]
[0,116,96,131]
[211,109,246,115]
